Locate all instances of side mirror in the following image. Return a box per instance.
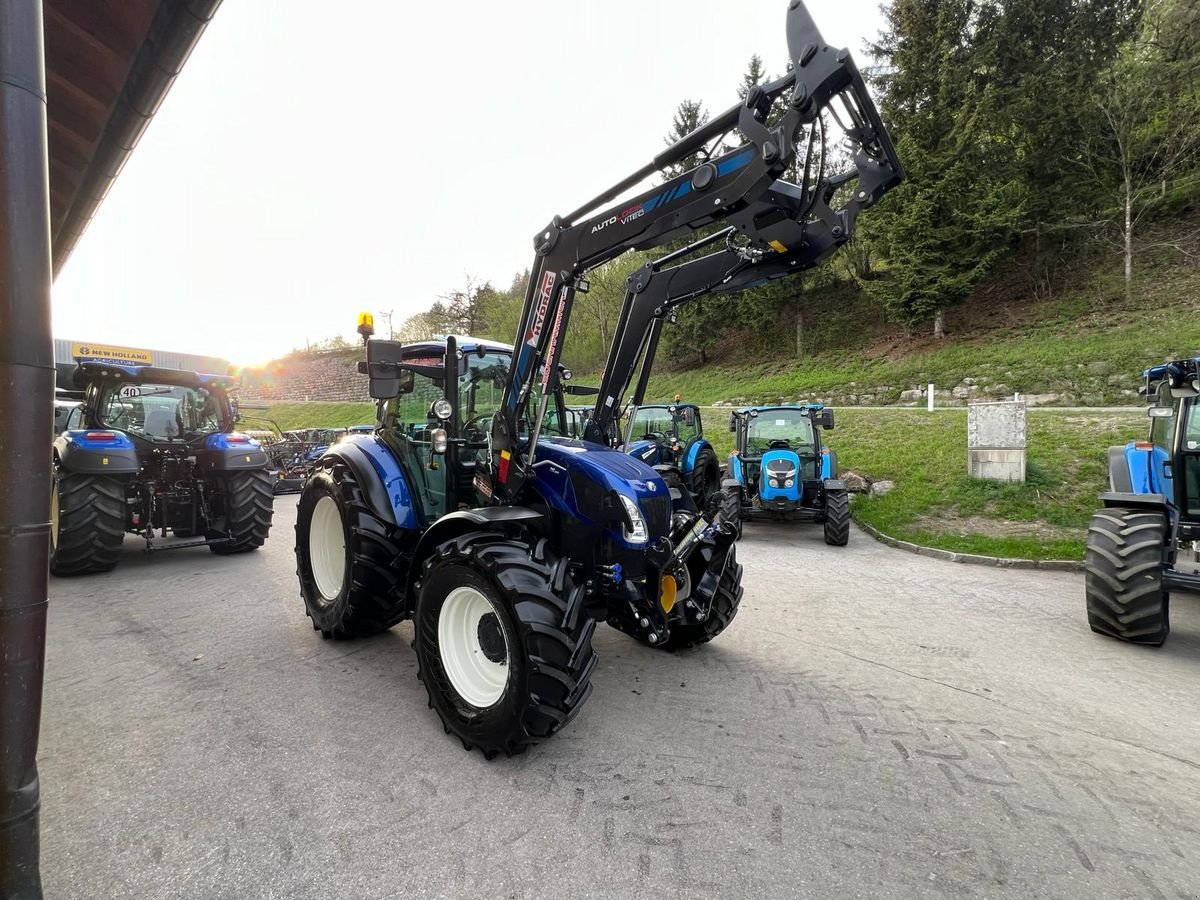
[364,340,414,399]
[682,407,696,428]
[821,409,835,430]
[729,413,737,433]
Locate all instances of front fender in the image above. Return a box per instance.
[407,507,543,596]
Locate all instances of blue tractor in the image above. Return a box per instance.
[625,403,722,507]
[50,363,275,575]
[291,0,902,758]
[727,404,849,545]
[1084,357,1200,646]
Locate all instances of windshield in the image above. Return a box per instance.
[99,383,225,440]
[631,406,698,443]
[745,409,815,455]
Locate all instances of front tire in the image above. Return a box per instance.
[662,544,744,649]
[295,462,407,638]
[50,470,127,576]
[208,470,274,554]
[823,490,850,546]
[1084,507,1169,645]
[415,532,598,759]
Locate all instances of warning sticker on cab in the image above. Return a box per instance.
[71,342,153,365]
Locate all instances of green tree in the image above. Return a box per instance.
[864,0,1023,333]
[1080,0,1200,299]
[737,54,768,101]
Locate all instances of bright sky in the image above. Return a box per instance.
[52,0,886,367]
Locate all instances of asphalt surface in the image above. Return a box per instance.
[39,501,1200,899]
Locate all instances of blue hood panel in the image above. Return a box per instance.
[760,448,803,502]
[531,437,669,548]
[535,437,665,495]
[626,439,661,466]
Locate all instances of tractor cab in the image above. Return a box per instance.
[626,404,702,467]
[350,335,579,526]
[624,403,722,507]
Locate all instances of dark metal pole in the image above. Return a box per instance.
[0,0,52,896]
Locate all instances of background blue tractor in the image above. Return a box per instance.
[50,363,275,575]
[624,403,722,507]
[727,404,850,545]
[1084,357,1200,646]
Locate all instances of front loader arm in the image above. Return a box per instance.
[488,0,903,501]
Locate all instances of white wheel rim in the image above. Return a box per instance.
[438,586,509,708]
[50,480,60,551]
[309,495,346,603]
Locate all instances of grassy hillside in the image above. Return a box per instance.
[636,248,1200,406]
[832,409,1143,561]
[240,401,374,433]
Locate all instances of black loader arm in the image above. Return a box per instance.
[488,0,903,500]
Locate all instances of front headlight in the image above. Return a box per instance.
[785,478,794,487]
[618,495,648,544]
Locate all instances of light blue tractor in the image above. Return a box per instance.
[1085,357,1200,646]
[727,404,849,545]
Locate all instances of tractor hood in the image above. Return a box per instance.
[535,436,666,497]
[625,439,660,466]
[530,437,670,550]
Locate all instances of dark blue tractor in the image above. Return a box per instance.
[291,0,902,757]
[624,404,722,508]
[50,363,275,575]
[1084,357,1200,646]
[294,334,743,757]
[727,404,849,545]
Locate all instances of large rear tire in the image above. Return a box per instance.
[50,470,127,576]
[415,532,597,759]
[689,447,721,507]
[823,489,850,546]
[295,462,408,638]
[208,470,274,554]
[1084,507,1169,646]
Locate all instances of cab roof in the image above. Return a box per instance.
[73,362,236,390]
[734,403,825,413]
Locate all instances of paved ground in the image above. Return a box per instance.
[38,501,1200,899]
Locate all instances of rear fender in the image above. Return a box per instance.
[684,439,713,475]
[1099,491,1170,513]
[821,449,838,480]
[1113,442,1174,500]
[320,437,418,530]
[728,454,745,485]
[53,432,139,475]
[200,434,269,472]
